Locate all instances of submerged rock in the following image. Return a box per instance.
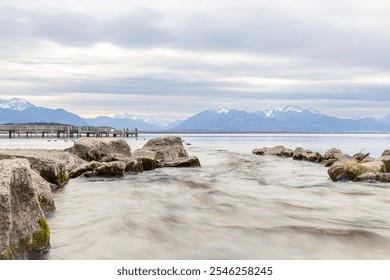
[142,136,188,162]
[252,145,294,157]
[65,138,132,162]
[0,159,52,260]
[292,147,323,163]
[163,156,201,168]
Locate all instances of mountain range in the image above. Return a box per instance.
[0,98,389,133]
[174,106,390,132]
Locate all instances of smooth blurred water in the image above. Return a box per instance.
[2,134,390,259]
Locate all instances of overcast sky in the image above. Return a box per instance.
[0,0,389,118]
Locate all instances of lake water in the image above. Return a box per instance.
[2,134,390,259]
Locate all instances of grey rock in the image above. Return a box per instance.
[380,156,390,172]
[354,172,390,183]
[0,149,84,188]
[382,149,390,157]
[252,145,293,157]
[322,148,353,166]
[132,149,162,171]
[328,160,386,182]
[293,147,323,163]
[142,136,188,162]
[361,161,386,173]
[353,153,375,163]
[163,156,201,167]
[70,161,126,178]
[66,138,132,162]
[0,159,52,260]
[323,148,344,160]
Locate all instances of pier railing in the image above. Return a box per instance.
[0,124,138,139]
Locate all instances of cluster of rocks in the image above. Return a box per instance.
[253,145,390,183]
[252,145,323,163]
[0,136,200,259]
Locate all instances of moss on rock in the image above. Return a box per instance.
[1,218,50,260]
[40,169,69,188]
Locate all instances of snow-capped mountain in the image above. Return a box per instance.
[113,113,187,127]
[263,105,323,118]
[84,116,159,131]
[0,98,33,111]
[213,107,231,114]
[0,98,87,125]
[1,99,389,132]
[173,106,390,132]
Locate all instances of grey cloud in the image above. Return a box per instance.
[2,4,390,70]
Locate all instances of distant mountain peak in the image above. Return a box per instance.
[213,107,231,114]
[113,112,187,127]
[0,98,34,111]
[274,105,304,113]
[263,105,323,118]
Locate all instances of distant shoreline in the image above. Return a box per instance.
[0,131,390,139]
[140,131,390,135]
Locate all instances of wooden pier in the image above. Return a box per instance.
[0,125,138,139]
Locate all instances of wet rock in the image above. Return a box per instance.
[0,159,52,260]
[69,161,99,178]
[292,147,323,163]
[142,136,188,162]
[328,160,386,182]
[361,161,386,173]
[69,161,126,178]
[125,159,144,173]
[163,156,201,168]
[382,150,390,157]
[353,153,375,163]
[322,148,353,166]
[132,149,162,171]
[0,149,84,188]
[65,138,132,162]
[380,156,390,172]
[252,145,293,157]
[354,172,390,183]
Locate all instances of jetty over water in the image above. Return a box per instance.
[0,124,138,139]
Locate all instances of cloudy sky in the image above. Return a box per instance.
[0,0,389,118]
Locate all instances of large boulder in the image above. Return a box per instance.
[292,147,323,163]
[322,148,353,166]
[252,145,294,157]
[328,160,387,182]
[142,136,188,162]
[380,156,390,172]
[0,159,52,260]
[0,149,84,188]
[131,149,162,171]
[65,138,132,162]
[163,156,201,168]
[69,161,127,178]
[382,150,390,157]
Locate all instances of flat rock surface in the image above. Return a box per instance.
[65,138,132,162]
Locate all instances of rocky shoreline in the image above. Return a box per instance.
[253,145,390,183]
[0,136,200,260]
